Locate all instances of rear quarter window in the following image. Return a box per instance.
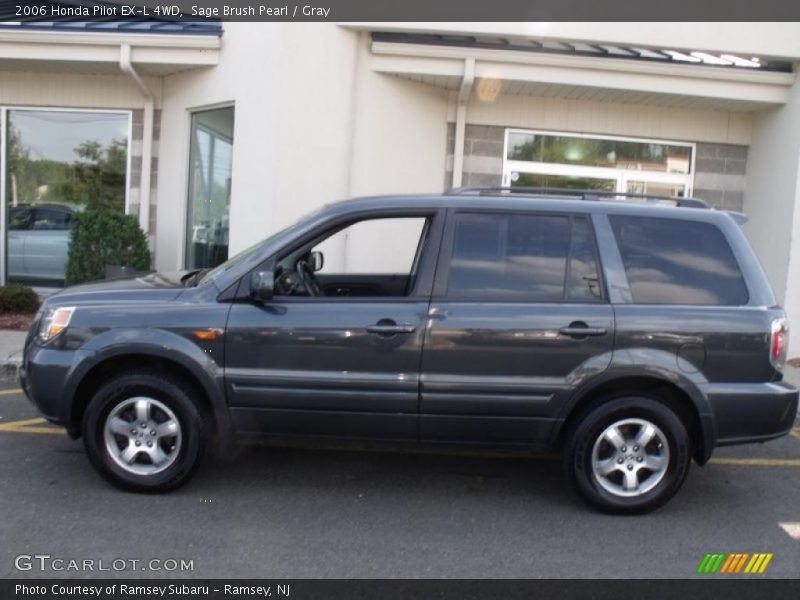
[609,215,748,305]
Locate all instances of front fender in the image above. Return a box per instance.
[63,328,232,442]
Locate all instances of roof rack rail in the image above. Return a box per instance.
[447,186,710,209]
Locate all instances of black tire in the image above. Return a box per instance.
[564,396,691,514]
[82,370,207,492]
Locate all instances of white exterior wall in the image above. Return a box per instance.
[745,77,800,355]
[157,23,285,273]
[156,23,448,273]
[458,93,753,145]
[0,70,161,109]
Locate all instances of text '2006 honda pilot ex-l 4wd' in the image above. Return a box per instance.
[20,187,798,513]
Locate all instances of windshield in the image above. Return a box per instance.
[197,208,325,286]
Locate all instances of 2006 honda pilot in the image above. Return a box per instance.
[20,188,798,513]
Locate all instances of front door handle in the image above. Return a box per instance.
[367,321,416,335]
[559,322,607,338]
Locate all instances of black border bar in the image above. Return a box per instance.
[4,0,800,22]
[4,579,800,600]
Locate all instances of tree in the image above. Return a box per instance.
[6,127,127,213]
[49,138,128,212]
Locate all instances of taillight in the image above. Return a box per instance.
[770,318,788,371]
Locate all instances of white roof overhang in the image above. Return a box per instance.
[371,40,796,111]
[0,29,220,76]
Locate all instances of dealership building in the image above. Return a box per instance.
[1,21,800,352]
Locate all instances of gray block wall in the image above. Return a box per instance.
[128,108,161,236]
[693,143,747,212]
[445,123,503,188]
[445,123,748,211]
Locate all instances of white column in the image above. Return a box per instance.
[744,76,800,357]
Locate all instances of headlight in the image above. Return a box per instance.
[39,306,76,342]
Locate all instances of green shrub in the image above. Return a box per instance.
[66,210,151,285]
[0,284,40,314]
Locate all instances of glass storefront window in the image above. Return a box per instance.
[4,109,129,284]
[511,172,617,191]
[503,129,694,198]
[506,131,692,174]
[186,107,234,270]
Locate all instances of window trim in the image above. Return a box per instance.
[501,128,696,197]
[433,208,608,304]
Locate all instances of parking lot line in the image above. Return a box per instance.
[790,428,800,441]
[0,417,65,435]
[0,388,22,396]
[709,457,800,467]
[779,522,800,541]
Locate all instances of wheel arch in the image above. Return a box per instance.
[555,372,715,464]
[67,348,231,445]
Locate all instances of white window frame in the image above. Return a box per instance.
[501,128,696,197]
[181,102,235,271]
[0,106,133,285]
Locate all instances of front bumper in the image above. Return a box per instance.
[20,342,91,436]
[705,381,798,446]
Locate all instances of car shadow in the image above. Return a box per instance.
[196,441,582,508]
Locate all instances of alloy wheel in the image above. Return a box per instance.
[590,418,670,497]
[103,396,182,476]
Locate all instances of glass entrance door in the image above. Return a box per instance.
[501,129,695,200]
[503,168,691,198]
[624,179,689,198]
[508,171,617,192]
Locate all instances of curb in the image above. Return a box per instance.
[0,329,28,383]
[0,352,21,382]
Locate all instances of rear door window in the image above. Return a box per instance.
[609,215,748,305]
[445,212,602,302]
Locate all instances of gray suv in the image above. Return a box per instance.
[20,188,798,513]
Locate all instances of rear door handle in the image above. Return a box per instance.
[367,322,416,335]
[559,324,607,337]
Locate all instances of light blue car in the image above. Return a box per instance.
[7,204,76,284]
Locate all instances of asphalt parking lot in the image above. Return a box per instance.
[1,382,799,579]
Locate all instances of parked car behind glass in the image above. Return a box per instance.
[7,203,75,284]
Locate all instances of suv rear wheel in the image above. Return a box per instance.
[82,370,207,492]
[565,396,691,514]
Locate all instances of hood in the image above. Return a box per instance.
[47,271,191,305]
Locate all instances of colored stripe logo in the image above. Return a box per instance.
[696,553,773,574]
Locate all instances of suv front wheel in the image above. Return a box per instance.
[82,370,207,492]
[565,396,691,514]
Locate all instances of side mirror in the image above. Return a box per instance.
[250,270,274,302]
[308,250,324,273]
